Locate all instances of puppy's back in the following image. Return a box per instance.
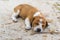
[14,4,38,19]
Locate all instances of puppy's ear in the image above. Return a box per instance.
[31,17,35,27]
[45,21,48,28]
[33,17,35,21]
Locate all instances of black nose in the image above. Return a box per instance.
[36,28,41,32]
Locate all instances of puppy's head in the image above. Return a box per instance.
[32,16,48,32]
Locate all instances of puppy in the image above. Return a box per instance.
[11,4,48,32]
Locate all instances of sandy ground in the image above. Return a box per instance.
[0,0,60,40]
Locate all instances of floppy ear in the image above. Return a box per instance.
[45,21,48,28]
[30,17,35,27]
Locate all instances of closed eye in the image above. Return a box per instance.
[42,24,44,27]
[42,21,45,24]
[35,23,39,25]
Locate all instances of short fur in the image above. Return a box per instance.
[12,4,48,32]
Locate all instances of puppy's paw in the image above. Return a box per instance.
[12,20,18,23]
[25,26,31,30]
[11,18,18,23]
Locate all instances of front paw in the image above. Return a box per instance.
[12,20,18,23]
[11,16,18,23]
[11,18,18,23]
[25,26,31,30]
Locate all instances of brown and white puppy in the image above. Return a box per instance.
[32,14,48,32]
[11,4,48,32]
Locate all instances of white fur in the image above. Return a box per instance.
[34,22,43,32]
[33,11,41,17]
[39,19,43,24]
[25,18,31,29]
[34,26,40,32]
[11,10,20,22]
[40,19,43,22]
[39,23,43,32]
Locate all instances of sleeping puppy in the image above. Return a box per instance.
[11,4,48,32]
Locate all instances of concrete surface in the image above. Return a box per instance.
[0,0,60,40]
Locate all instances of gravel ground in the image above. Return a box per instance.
[0,0,60,40]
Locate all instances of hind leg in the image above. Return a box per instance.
[11,10,19,22]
